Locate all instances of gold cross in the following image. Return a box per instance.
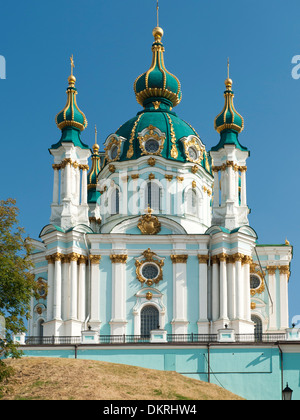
[227,57,230,79]
[70,54,75,76]
[95,125,98,145]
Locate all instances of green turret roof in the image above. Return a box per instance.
[52,68,89,150]
[212,77,248,152]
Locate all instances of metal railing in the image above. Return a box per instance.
[235,333,286,343]
[23,333,287,346]
[25,336,81,345]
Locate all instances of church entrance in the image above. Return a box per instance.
[141,305,159,337]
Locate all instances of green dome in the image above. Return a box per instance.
[102,27,211,173]
[134,27,182,109]
[214,78,244,134]
[52,71,89,150]
[55,75,88,132]
[113,107,211,173]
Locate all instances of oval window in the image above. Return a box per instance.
[110,144,118,160]
[188,146,198,161]
[142,263,159,280]
[145,139,159,153]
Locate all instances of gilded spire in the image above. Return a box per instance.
[55,55,88,132]
[134,25,182,109]
[214,62,244,134]
[88,124,101,200]
[93,124,100,153]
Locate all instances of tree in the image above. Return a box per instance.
[0,198,38,389]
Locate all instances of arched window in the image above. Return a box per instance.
[111,188,120,215]
[145,181,161,212]
[186,189,197,215]
[251,315,263,342]
[141,305,159,337]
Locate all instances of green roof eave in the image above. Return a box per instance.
[211,130,249,153]
[51,127,90,150]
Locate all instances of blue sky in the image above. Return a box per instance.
[0,0,299,323]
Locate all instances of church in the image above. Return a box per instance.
[28,24,293,344]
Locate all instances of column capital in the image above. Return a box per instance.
[45,254,55,263]
[78,255,88,265]
[52,252,64,262]
[232,252,244,262]
[242,255,253,265]
[197,254,209,264]
[110,254,128,264]
[218,252,228,262]
[89,254,101,264]
[171,254,188,264]
[279,265,290,280]
[69,252,81,262]
[266,265,277,275]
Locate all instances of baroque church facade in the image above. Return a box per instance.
[29,25,292,341]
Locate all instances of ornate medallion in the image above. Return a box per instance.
[137,206,161,235]
[135,248,165,286]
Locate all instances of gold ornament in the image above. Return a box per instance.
[137,206,161,235]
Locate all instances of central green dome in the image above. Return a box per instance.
[134,27,182,109]
[115,108,209,171]
[103,27,211,174]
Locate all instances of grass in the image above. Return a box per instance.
[0,357,244,400]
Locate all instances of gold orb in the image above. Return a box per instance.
[152,26,164,41]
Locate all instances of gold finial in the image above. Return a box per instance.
[227,57,230,79]
[225,57,232,90]
[70,54,75,76]
[153,0,163,42]
[95,125,98,144]
[93,124,99,153]
[285,238,290,246]
[68,54,76,87]
[146,205,153,215]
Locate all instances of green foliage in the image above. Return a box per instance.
[0,198,38,379]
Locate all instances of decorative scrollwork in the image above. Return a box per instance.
[135,248,164,286]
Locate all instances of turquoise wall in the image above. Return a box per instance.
[21,345,300,400]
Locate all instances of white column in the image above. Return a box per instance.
[240,168,247,206]
[61,255,69,321]
[267,267,277,330]
[219,254,228,321]
[243,257,251,322]
[76,166,81,205]
[64,161,72,200]
[110,254,128,335]
[46,256,55,321]
[235,171,239,206]
[53,253,62,320]
[78,256,87,323]
[227,257,236,320]
[198,255,209,322]
[227,165,234,201]
[235,254,244,320]
[69,253,79,320]
[60,167,65,202]
[89,255,101,329]
[213,170,219,208]
[52,167,60,205]
[81,166,88,205]
[211,256,220,321]
[279,266,290,329]
[171,255,188,334]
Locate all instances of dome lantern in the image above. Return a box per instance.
[134,27,182,110]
